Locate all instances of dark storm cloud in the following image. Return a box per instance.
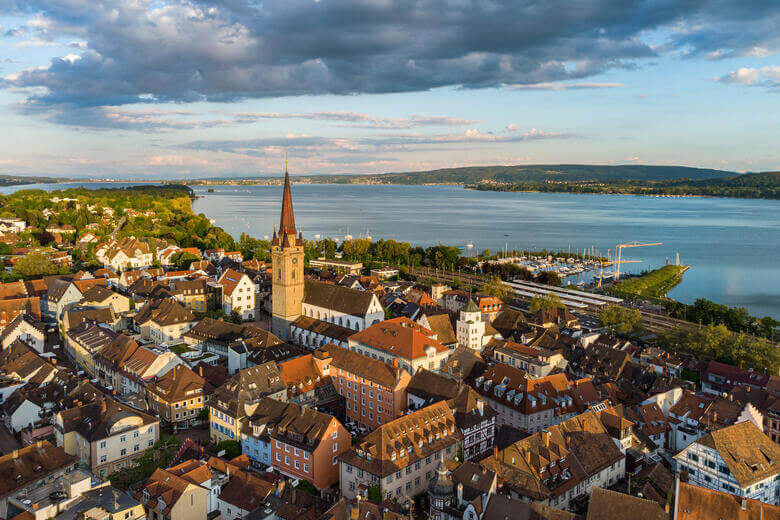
[2,0,778,124]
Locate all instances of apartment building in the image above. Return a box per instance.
[674,421,780,504]
[55,397,159,478]
[135,298,197,344]
[241,397,350,489]
[470,364,599,433]
[482,409,626,511]
[348,317,450,375]
[146,364,212,429]
[209,363,286,443]
[219,268,256,321]
[339,401,461,500]
[486,338,568,379]
[137,467,209,520]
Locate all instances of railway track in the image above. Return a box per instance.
[405,266,694,334]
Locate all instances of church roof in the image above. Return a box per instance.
[279,167,296,236]
[464,298,480,313]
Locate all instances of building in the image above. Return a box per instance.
[289,315,355,350]
[219,268,256,321]
[0,441,78,519]
[673,479,780,520]
[240,397,350,489]
[209,363,287,443]
[585,487,667,520]
[301,279,384,332]
[271,167,305,338]
[370,267,400,280]
[418,313,458,348]
[309,258,363,275]
[702,361,770,396]
[339,401,461,500]
[167,277,222,313]
[482,409,626,511]
[78,284,131,315]
[0,297,42,335]
[674,421,780,504]
[0,313,46,353]
[456,299,486,351]
[450,386,498,461]
[145,364,212,429]
[6,470,143,520]
[137,467,209,520]
[470,364,599,433]
[348,317,450,375]
[486,338,568,379]
[135,298,197,344]
[325,345,411,429]
[55,397,160,477]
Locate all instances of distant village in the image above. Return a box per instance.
[0,174,777,520]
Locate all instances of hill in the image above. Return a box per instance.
[304,164,737,185]
[0,174,70,186]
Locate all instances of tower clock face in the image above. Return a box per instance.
[292,258,298,264]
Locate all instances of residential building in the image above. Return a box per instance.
[6,469,143,520]
[702,361,770,396]
[456,299,486,351]
[55,397,159,477]
[348,317,450,375]
[135,298,197,344]
[241,397,350,488]
[486,338,568,379]
[0,313,46,353]
[47,277,106,320]
[418,313,458,348]
[0,441,79,520]
[219,268,256,321]
[339,401,461,500]
[209,363,287,443]
[450,386,498,461]
[470,364,599,433]
[674,421,780,504]
[0,297,42,335]
[145,364,212,428]
[120,343,185,395]
[673,479,780,520]
[63,306,122,332]
[325,345,411,429]
[78,284,131,314]
[166,277,222,313]
[137,467,209,520]
[482,409,626,511]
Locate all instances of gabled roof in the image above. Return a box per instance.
[303,279,376,317]
[349,317,448,361]
[0,441,77,499]
[218,268,250,297]
[692,420,780,488]
[675,480,780,520]
[134,298,196,326]
[57,396,158,442]
[147,364,210,403]
[246,397,338,452]
[585,487,667,520]
[339,401,460,477]
[420,313,457,345]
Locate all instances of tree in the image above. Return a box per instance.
[482,276,509,299]
[296,480,319,495]
[197,407,209,423]
[227,310,243,324]
[535,270,562,286]
[11,253,60,279]
[171,251,200,269]
[529,294,565,313]
[215,440,241,459]
[599,305,642,335]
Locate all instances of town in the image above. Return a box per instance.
[0,170,777,520]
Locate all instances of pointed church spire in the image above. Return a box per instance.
[279,158,296,237]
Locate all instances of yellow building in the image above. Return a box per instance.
[137,467,208,520]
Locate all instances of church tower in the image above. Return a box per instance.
[271,162,304,338]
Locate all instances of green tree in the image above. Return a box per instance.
[197,407,209,422]
[535,270,562,286]
[482,276,509,299]
[11,253,60,279]
[529,293,565,313]
[599,305,642,334]
[228,310,243,324]
[215,440,242,459]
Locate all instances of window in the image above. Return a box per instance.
[333,456,338,465]
[304,463,309,473]
[100,455,107,463]
[120,448,127,456]
[120,434,127,443]
[294,460,300,469]
[134,444,140,452]
[333,431,338,440]
[285,456,290,465]
[276,453,281,462]
[133,431,139,438]
[100,440,106,449]
[148,440,153,447]
[333,443,338,452]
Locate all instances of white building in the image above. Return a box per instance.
[674,421,780,505]
[456,299,485,351]
[219,268,256,321]
[300,279,384,331]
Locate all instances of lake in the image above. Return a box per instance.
[3,182,778,319]
[190,184,780,320]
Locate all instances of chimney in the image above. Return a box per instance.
[476,399,484,417]
[542,429,550,447]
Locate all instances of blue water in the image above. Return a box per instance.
[3,182,778,319]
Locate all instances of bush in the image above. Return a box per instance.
[215,440,242,459]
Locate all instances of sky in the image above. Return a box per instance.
[0,0,778,179]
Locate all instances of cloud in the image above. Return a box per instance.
[714,65,780,89]
[180,127,574,158]
[230,111,477,129]
[1,0,777,126]
[507,82,627,90]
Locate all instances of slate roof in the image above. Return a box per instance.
[420,313,457,345]
[303,279,376,317]
[0,441,78,499]
[146,364,211,404]
[211,363,285,417]
[57,397,158,442]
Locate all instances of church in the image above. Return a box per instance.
[270,167,384,343]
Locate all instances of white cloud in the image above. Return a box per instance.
[715,66,780,88]
[506,82,627,91]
